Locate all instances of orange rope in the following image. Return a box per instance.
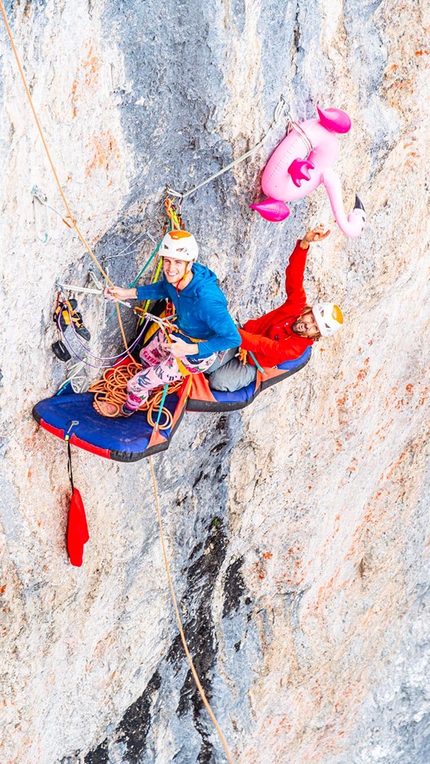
[0,1,134,360]
[149,456,234,763]
[165,197,184,231]
[89,361,183,429]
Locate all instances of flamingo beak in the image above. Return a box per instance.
[354,194,365,212]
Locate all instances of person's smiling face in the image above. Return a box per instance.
[292,311,320,337]
[162,257,189,286]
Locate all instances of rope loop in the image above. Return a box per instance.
[89,361,182,431]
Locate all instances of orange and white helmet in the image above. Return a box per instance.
[160,230,199,262]
[312,303,344,337]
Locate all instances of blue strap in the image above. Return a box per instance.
[248,351,265,374]
[155,384,169,430]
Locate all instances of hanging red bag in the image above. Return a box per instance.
[66,439,89,566]
[67,487,89,567]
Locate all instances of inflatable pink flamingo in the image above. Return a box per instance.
[250,105,366,238]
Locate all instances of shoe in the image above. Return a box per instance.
[53,299,91,341]
[72,311,91,341]
[52,340,71,362]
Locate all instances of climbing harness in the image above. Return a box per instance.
[166,95,290,203]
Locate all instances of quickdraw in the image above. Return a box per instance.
[164,196,184,230]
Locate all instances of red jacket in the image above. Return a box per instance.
[239,240,314,367]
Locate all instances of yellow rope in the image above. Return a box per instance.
[165,197,184,230]
[0,1,134,361]
[149,456,234,763]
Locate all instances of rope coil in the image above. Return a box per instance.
[88,361,181,429]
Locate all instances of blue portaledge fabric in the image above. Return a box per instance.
[33,348,311,461]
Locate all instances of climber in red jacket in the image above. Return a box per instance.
[207,226,344,391]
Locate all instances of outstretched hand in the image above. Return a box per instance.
[104,286,136,303]
[300,225,331,248]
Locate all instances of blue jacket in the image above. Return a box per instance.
[136,263,241,360]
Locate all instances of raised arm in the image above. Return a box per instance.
[285,225,331,302]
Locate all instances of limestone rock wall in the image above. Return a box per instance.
[0,0,429,762]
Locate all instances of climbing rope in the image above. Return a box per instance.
[2,12,234,754]
[88,361,182,429]
[0,0,134,362]
[149,456,234,763]
[164,196,185,229]
[166,95,290,203]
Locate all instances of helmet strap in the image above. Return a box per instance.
[175,262,194,293]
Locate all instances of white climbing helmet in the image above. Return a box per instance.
[312,303,344,337]
[160,230,199,262]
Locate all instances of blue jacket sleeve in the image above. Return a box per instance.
[136,282,169,301]
[195,299,241,356]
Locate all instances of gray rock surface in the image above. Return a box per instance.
[0,0,429,762]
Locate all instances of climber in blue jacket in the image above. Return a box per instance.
[94,229,241,417]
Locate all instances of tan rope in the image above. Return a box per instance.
[0,1,134,360]
[3,11,234,755]
[149,456,234,763]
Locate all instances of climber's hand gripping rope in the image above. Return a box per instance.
[164,334,198,357]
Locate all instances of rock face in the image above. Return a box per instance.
[0,0,429,762]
